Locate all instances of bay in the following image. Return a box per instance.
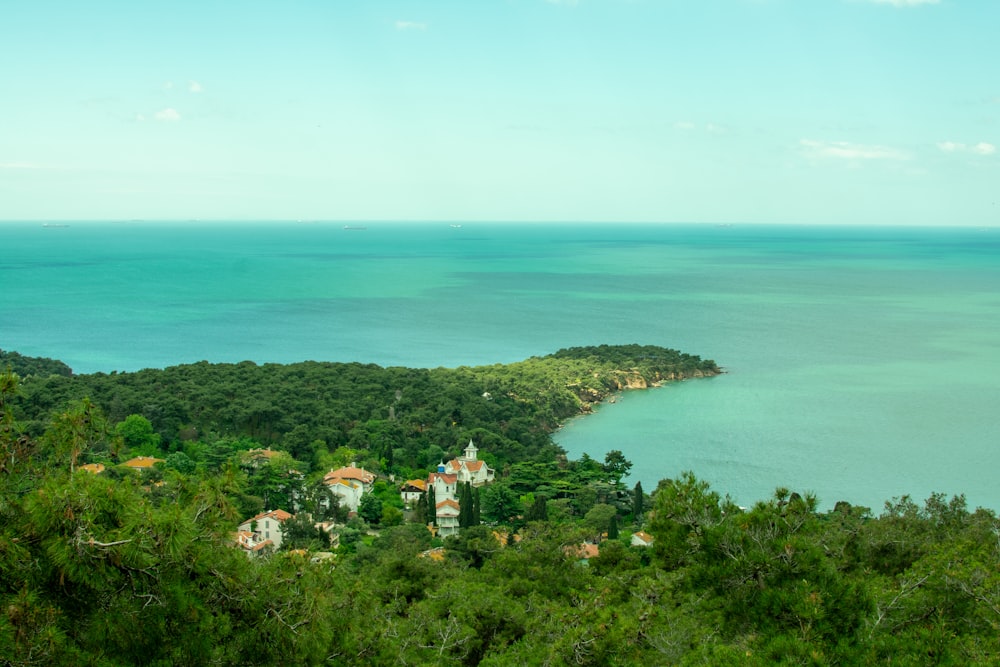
[2,221,999,511]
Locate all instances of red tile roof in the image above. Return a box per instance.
[251,539,274,552]
[123,456,164,469]
[324,466,375,485]
[248,509,293,523]
[632,531,655,545]
[245,448,283,459]
[565,542,600,560]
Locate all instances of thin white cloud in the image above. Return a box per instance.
[867,0,939,6]
[673,121,727,134]
[163,81,174,90]
[938,141,996,156]
[395,20,427,30]
[189,80,203,93]
[154,108,181,122]
[801,139,908,160]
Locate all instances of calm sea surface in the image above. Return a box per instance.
[2,221,999,511]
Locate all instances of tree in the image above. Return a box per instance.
[526,494,549,522]
[603,449,632,486]
[647,471,726,568]
[632,480,645,521]
[413,491,429,525]
[359,492,383,525]
[608,514,619,540]
[282,512,323,550]
[459,482,478,528]
[472,485,481,525]
[381,504,404,527]
[482,484,520,524]
[45,398,107,472]
[165,450,196,474]
[427,484,437,526]
[584,504,617,540]
[114,413,160,455]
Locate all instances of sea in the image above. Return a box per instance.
[3,221,999,512]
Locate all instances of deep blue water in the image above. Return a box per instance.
[2,221,999,511]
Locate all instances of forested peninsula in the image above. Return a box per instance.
[2,345,998,665]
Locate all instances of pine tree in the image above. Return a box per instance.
[415,493,428,525]
[459,482,474,528]
[427,485,437,526]
[472,485,481,525]
[527,495,548,522]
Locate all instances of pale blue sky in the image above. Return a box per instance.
[1,0,997,225]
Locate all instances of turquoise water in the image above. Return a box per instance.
[2,221,999,511]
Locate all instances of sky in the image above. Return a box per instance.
[1,0,997,225]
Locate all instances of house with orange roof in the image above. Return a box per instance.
[428,471,458,501]
[565,542,600,562]
[422,440,496,533]
[630,531,655,548]
[443,440,495,487]
[323,465,376,513]
[122,456,164,469]
[400,478,427,506]
[79,463,105,474]
[419,546,447,561]
[323,465,375,488]
[435,498,461,537]
[238,509,293,550]
[241,448,284,467]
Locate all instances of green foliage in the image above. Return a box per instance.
[632,480,645,520]
[584,503,618,539]
[526,494,549,522]
[482,484,520,524]
[10,345,718,478]
[459,482,476,528]
[358,492,383,525]
[603,449,632,486]
[165,450,196,474]
[0,348,73,378]
[380,504,404,527]
[10,347,1000,664]
[115,413,160,454]
[648,471,727,568]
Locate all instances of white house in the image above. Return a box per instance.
[443,440,495,487]
[631,531,655,548]
[238,509,293,550]
[400,479,427,507]
[428,471,459,502]
[323,465,376,513]
[422,440,496,535]
[325,478,365,513]
[435,498,461,537]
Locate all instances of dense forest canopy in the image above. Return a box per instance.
[3,345,999,665]
[5,344,720,476]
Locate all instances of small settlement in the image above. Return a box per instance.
[233,439,496,554]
